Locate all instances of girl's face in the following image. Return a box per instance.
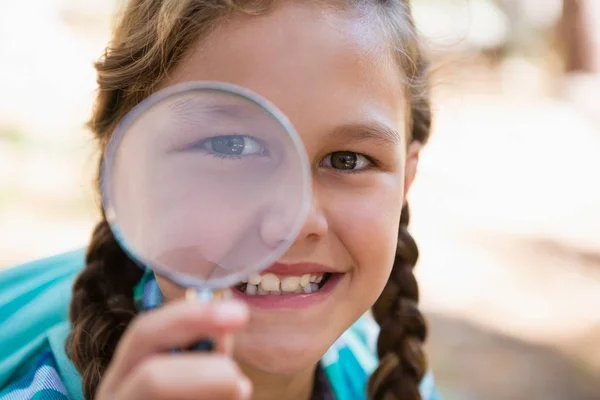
[151,3,414,375]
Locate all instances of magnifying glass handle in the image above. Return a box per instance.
[189,339,214,352]
[185,288,217,352]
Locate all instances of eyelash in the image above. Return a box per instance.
[185,135,267,160]
[207,153,245,160]
[321,151,377,174]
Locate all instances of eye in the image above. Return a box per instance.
[201,135,264,157]
[321,151,371,171]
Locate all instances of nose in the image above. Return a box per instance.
[260,205,295,248]
[259,192,328,248]
[295,194,328,241]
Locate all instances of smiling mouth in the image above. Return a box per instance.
[235,272,333,295]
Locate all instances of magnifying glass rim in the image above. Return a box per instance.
[100,80,312,290]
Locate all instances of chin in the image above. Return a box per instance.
[233,327,334,375]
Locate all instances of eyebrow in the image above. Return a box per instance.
[169,97,262,122]
[330,121,403,147]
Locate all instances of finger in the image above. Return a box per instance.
[114,354,252,400]
[101,300,248,393]
[218,332,234,355]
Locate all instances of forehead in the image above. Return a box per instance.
[164,2,407,147]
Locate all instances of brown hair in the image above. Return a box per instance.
[66,1,432,399]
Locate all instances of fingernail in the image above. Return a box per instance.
[239,377,252,399]
[215,301,248,321]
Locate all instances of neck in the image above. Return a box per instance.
[238,362,316,400]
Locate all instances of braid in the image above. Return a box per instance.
[368,43,432,400]
[368,205,427,400]
[66,220,143,399]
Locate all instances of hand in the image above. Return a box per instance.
[96,300,252,400]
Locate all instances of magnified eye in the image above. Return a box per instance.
[202,135,264,157]
[322,151,371,171]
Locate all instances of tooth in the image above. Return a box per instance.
[257,286,268,295]
[300,274,311,287]
[281,276,300,292]
[303,285,313,294]
[302,275,313,287]
[248,274,262,286]
[295,288,304,293]
[270,291,281,296]
[260,273,280,291]
[311,283,319,292]
[316,275,323,283]
[246,284,257,295]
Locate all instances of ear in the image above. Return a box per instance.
[403,140,422,201]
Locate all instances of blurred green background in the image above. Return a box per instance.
[1,0,599,398]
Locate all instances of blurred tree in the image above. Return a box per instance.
[560,0,592,72]
[492,0,599,74]
[585,0,600,73]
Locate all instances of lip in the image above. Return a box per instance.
[232,272,343,309]
[261,262,340,277]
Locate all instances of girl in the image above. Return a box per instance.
[0,0,441,399]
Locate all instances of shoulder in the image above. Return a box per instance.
[0,249,86,299]
[0,250,86,393]
[322,314,444,400]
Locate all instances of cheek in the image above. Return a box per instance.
[327,177,403,297]
[125,172,269,274]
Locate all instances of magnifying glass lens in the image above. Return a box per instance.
[102,82,310,292]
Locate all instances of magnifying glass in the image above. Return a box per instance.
[100,81,311,350]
